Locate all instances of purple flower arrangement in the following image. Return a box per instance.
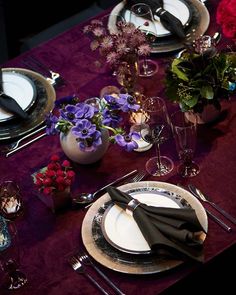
[83,19,151,69]
[46,94,141,152]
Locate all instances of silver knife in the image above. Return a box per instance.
[189,184,236,225]
[188,184,232,232]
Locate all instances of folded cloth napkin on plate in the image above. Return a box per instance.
[126,0,186,39]
[107,186,205,262]
[0,69,29,120]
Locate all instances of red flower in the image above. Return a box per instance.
[33,155,76,195]
[217,0,236,40]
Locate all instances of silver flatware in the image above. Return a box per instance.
[69,256,109,295]
[78,252,125,295]
[84,170,146,209]
[188,184,232,232]
[73,169,138,206]
[189,184,236,225]
[6,132,47,157]
[4,125,46,152]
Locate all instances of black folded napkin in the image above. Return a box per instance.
[126,0,186,39]
[0,69,29,120]
[106,186,205,262]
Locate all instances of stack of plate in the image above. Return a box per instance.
[0,68,56,140]
[81,181,208,274]
[108,0,210,53]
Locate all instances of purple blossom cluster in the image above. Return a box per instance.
[83,19,151,68]
[46,94,141,152]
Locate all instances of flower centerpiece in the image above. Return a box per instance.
[165,43,236,121]
[83,18,151,70]
[216,0,236,41]
[46,94,141,164]
[32,155,75,212]
[83,18,151,91]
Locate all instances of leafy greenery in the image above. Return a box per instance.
[165,51,236,113]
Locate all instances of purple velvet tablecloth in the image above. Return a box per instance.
[1,1,236,294]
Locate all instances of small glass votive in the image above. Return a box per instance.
[0,181,24,220]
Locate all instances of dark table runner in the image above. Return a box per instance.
[1,0,236,294]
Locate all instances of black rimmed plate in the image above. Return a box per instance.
[0,71,37,123]
[0,68,55,140]
[81,181,207,274]
[109,0,210,53]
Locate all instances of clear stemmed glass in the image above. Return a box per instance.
[170,110,200,177]
[129,3,159,77]
[0,217,27,290]
[140,97,174,176]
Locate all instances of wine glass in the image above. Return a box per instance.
[0,216,27,290]
[0,180,24,220]
[170,110,200,177]
[141,97,174,176]
[129,3,158,77]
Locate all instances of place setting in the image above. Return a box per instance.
[81,180,208,274]
[0,67,55,142]
[108,0,210,53]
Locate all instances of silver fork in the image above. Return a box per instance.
[69,256,109,295]
[129,171,147,183]
[78,252,125,295]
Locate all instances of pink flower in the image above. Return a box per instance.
[51,154,60,162]
[62,160,71,167]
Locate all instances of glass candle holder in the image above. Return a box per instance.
[0,181,24,220]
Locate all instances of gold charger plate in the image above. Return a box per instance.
[0,68,55,140]
[81,181,208,274]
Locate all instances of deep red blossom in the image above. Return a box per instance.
[66,170,75,179]
[62,160,71,167]
[217,0,236,40]
[51,154,60,162]
[33,155,76,195]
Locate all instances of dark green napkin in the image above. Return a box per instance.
[106,186,205,262]
[126,0,186,39]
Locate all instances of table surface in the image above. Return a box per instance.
[1,1,236,294]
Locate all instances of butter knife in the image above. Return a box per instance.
[189,184,236,226]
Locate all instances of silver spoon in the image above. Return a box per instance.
[72,169,137,205]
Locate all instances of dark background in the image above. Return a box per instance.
[0,0,119,63]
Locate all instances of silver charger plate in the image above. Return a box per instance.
[0,68,55,140]
[81,181,208,275]
[109,0,210,53]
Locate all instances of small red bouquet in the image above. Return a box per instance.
[33,155,75,195]
[216,0,236,40]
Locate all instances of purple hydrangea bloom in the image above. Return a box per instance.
[103,95,121,110]
[75,103,96,120]
[45,114,59,135]
[78,130,102,152]
[102,109,122,128]
[60,104,79,124]
[117,94,140,112]
[72,119,97,139]
[115,132,140,152]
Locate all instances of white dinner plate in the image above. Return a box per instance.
[102,186,197,254]
[122,0,191,37]
[0,71,36,122]
[109,0,210,53]
[81,181,208,274]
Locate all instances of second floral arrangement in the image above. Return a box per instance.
[46,94,141,152]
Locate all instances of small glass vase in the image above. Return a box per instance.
[116,54,139,94]
[36,187,71,213]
